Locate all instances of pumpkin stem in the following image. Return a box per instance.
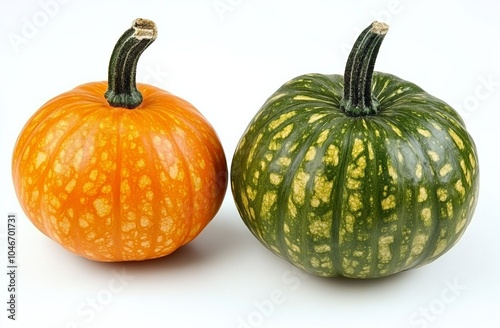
[105,18,158,109]
[340,21,388,117]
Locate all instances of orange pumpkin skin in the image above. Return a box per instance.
[12,82,227,261]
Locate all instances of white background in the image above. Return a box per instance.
[1,1,499,327]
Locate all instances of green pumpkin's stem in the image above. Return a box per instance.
[105,18,158,109]
[340,21,389,117]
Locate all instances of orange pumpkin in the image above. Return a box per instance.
[11,19,227,262]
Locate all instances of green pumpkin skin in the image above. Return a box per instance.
[230,24,479,279]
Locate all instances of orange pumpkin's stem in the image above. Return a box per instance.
[105,18,158,109]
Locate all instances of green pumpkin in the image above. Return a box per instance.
[230,22,479,278]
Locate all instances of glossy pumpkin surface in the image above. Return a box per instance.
[231,22,479,278]
[12,19,227,262]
